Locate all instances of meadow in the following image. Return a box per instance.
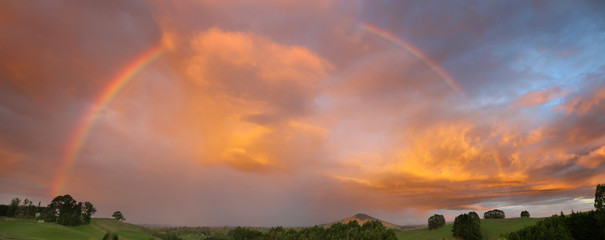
[0,216,544,240]
[397,217,543,240]
[0,217,160,240]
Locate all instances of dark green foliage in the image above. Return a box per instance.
[103,232,119,240]
[7,197,20,217]
[153,231,182,240]
[504,211,605,240]
[82,202,96,224]
[566,210,601,240]
[112,211,125,221]
[521,210,530,218]
[231,227,264,240]
[428,214,446,229]
[1,197,47,219]
[0,204,8,216]
[265,226,287,240]
[484,209,505,219]
[359,220,397,240]
[503,215,573,240]
[49,195,81,225]
[297,225,326,240]
[452,212,481,240]
[194,220,396,240]
[505,185,605,239]
[596,184,605,210]
[45,194,95,226]
[206,236,229,240]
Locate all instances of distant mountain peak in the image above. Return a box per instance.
[327,213,403,230]
[324,213,421,231]
[353,213,375,221]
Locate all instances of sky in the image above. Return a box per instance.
[1,0,605,227]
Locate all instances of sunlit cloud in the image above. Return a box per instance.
[1,0,604,226]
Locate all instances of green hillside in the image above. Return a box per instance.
[397,217,543,240]
[0,216,546,240]
[0,217,160,240]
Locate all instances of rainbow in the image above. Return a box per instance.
[50,44,166,196]
[360,24,464,96]
[491,149,505,178]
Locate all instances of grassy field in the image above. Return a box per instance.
[0,217,160,240]
[396,217,543,240]
[0,216,544,240]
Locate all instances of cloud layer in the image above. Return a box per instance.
[1,0,605,226]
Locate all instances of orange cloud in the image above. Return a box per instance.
[394,123,489,181]
[513,86,567,108]
[560,86,605,114]
[178,27,332,173]
[577,146,605,169]
[2,0,605,226]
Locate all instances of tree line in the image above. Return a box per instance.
[0,197,43,218]
[0,194,96,226]
[503,184,605,240]
[155,220,397,240]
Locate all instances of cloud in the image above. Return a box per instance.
[560,81,605,115]
[513,86,568,108]
[1,0,605,227]
[186,27,331,119]
[175,27,332,173]
[577,146,605,169]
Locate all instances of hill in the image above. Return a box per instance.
[325,213,415,231]
[396,217,544,240]
[0,217,160,240]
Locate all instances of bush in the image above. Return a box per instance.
[0,205,8,216]
[102,232,119,240]
[428,214,446,229]
[521,210,530,218]
[231,227,263,240]
[484,209,505,219]
[452,212,481,240]
[504,210,605,240]
[222,220,396,240]
[503,215,572,240]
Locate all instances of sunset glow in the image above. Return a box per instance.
[1,1,605,227]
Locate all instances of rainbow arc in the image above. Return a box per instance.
[51,44,166,196]
[360,24,465,97]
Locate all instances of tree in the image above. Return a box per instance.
[48,194,80,225]
[595,184,605,211]
[452,212,481,240]
[45,194,94,226]
[504,215,573,240]
[428,214,446,229]
[112,211,125,221]
[102,232,119,240]
[469,211,480,222]
[82,202,96,224]
[7,197,20,217]
[484,209,505,219]
[231,227,263,240]
[22,198,32,217]
[521,210,530,218]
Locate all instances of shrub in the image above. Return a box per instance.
[503,215,572,240]
[484,209,505,219]
[428,214,446,229]
[504,210,605,240]
[452,212,481,240]
[102,232,119,240]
